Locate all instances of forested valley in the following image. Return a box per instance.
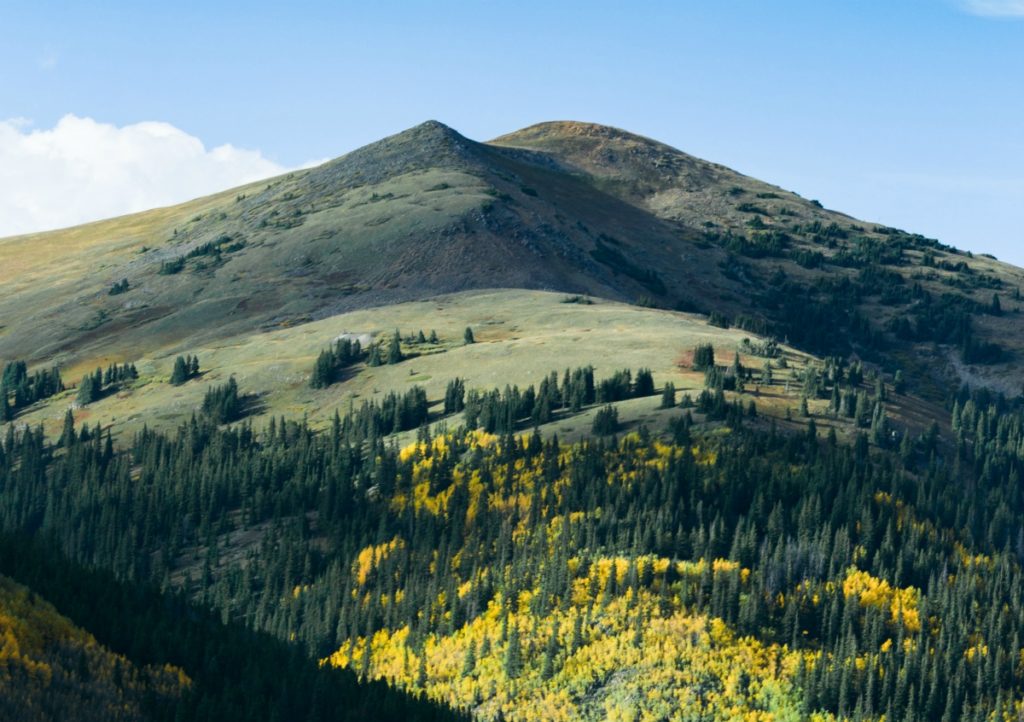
[4,356,1024,720]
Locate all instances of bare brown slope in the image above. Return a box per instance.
[1,119,1023,395]
[0,121,735,370]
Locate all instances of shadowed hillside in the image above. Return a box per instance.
[2,119,1024,396]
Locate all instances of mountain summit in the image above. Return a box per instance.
[1,120,1021,394]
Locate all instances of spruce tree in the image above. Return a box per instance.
[660,382,677,409]
[60,409,76,447]
[693,343,715,371]
[76,369,101,405]
[387,331,403,365]
[464,327,475,345]
[633,368,655,397]
[169,356,190,386]
[504,624,521,679]
[592,405,619,435]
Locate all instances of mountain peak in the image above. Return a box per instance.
[489,120,672,153]
[304,119,476,188]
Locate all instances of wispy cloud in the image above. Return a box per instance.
[960,0,1024,17]
[37,49,58,70]
[0,115,303,238]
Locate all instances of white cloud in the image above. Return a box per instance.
[0,114,290,238]
[960,0,1024,16]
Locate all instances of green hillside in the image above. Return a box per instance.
[2,120,1023,398]
[3,120,1024,722]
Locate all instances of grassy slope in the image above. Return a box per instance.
[9,290,795,436]
[5,119,1023,399]
[9,289,941,480]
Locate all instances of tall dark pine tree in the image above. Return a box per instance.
[169,356,190,386]
[387,331,404,365]
[76,369,102,406]
[660,382,676,409]
[633,368,655,397]
[693,343,715,371]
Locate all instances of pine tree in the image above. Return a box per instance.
[693,343,715,371]
[592,405,619,435]
[169,356,190,386]
[541,627,558,680]
[444,379,466,414]
[76,369,101,405]
[461,640,476,677]
[660,382,677,409]
[464,327,475,345]
[633,368,655,397]
[387,331,403,364]
[60,409,76,447]
[504,623,521,679]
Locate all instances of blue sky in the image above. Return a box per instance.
[1,0,1022,262]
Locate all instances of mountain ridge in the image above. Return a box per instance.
[2,119,1022,397]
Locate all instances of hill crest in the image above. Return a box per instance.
[2,119,1023,397]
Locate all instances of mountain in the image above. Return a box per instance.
[3,120,1023,398]
[5,120,1024,722]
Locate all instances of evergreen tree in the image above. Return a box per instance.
[633,368,655,397]
[693,343,715,371]
[444,378,466,415]
[169,356,190,386]
[504,624,522,679]
[202,377,241,424]
[592,405,619,435]
[660,382,677,409]
[387,331,404,365]
[464,327,475,345]
[76,369,102,406]
[60,409,76,448]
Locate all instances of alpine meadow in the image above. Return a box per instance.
[4,112,1024,722]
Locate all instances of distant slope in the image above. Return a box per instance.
[0,574,188,722]
[0,539,468,722]
[2,119,1023,395]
